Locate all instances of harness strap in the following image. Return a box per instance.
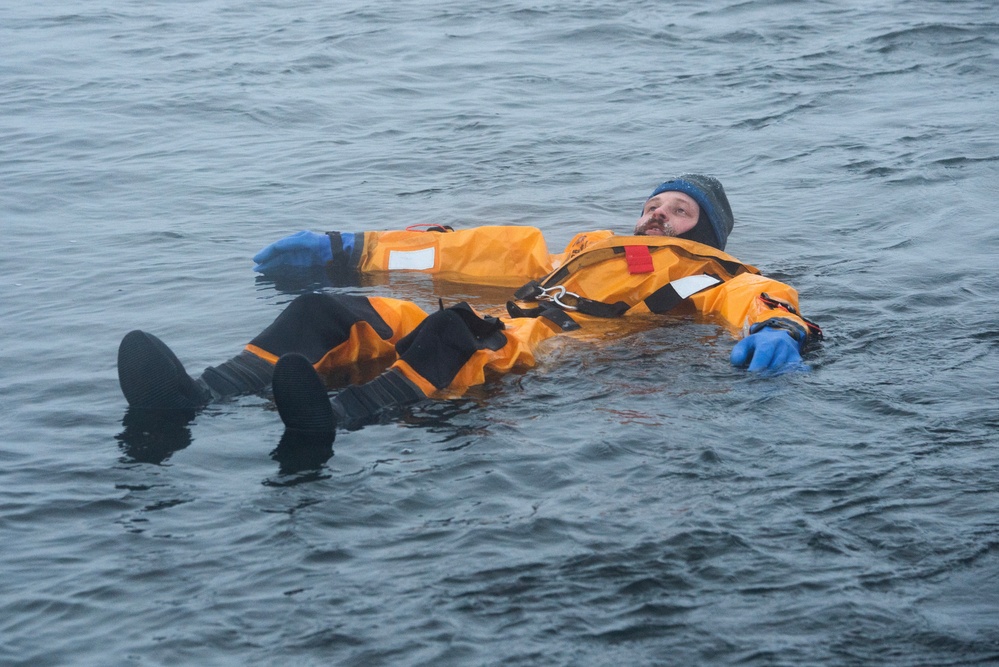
[644,274,722,314]
[511,275,719,321]
[518,242,754,298]
[568,297,630,318]
[505,301,581,331]
[512,242,755,320]
[513,280,544,301]
[511,284,630,319]
[522,247,629,295]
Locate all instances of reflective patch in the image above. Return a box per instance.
[388,247,436,270]
[670,274,720,298]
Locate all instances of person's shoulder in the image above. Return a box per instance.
[561,230,615,255]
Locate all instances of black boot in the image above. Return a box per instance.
[320,302,499,429]
[117,330,213,410]
[271,355,426,434]
[272,353,337,435]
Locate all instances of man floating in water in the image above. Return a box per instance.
[117,174,821,441]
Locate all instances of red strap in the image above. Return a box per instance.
[624,245,654,274]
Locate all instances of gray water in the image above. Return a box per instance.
[3,0,998,664]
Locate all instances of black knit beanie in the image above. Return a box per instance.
[647,174,735,250]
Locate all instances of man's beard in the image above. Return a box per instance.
[633,219,678,236]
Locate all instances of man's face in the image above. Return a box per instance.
[633,191,700,236]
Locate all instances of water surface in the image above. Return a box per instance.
[2,1,998,664]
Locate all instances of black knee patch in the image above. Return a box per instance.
[394,303,507,390]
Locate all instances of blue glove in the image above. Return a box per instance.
[730,326,803,372]
[253,231,333,273]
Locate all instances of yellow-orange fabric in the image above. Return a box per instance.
[312,297,429,374]
[527,233,813,335]
[259,227,815,396]
[356,226,553,285]
[401,315,560,396]
[245,297,428,370]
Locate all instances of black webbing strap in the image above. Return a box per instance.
[508,290,628,320]
[515,247,629,298]
[644,284,690,315]
[515,242,755,300]
[513,280,544,301]
[758,292,824,341]
[643,274,722,314]
[325,231,365,274]
[505,301,581,331]
[570,297,630,318]
[512,243,757,320]
[669,245,753,279]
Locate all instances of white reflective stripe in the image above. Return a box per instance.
[387,247,436,270]
[670,274,720,299]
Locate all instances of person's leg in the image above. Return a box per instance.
[117,293,427,410]
[273,302,562,432]
[331,303,506,427]
[242,292,426,370]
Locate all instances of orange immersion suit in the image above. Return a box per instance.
[243,226,820,416]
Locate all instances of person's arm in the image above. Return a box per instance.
[252,230,336,273]
[689,272,822,372]
[253,227,555,286]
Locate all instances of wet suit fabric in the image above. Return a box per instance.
[243,292,558,402]
[243,226,818,402]
[245,293,427,373]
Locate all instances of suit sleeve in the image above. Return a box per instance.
[690,272,821,346]
[328,226,555,286]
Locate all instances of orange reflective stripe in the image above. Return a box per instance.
[244,344,278,365]
[390,359,439,397]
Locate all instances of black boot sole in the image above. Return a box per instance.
[272,353,336,435]
[117,330,210,410]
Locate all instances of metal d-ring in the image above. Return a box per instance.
[536,284,581,311]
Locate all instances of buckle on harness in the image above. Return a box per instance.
[535,285,581,311]
[513,281,629,319]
